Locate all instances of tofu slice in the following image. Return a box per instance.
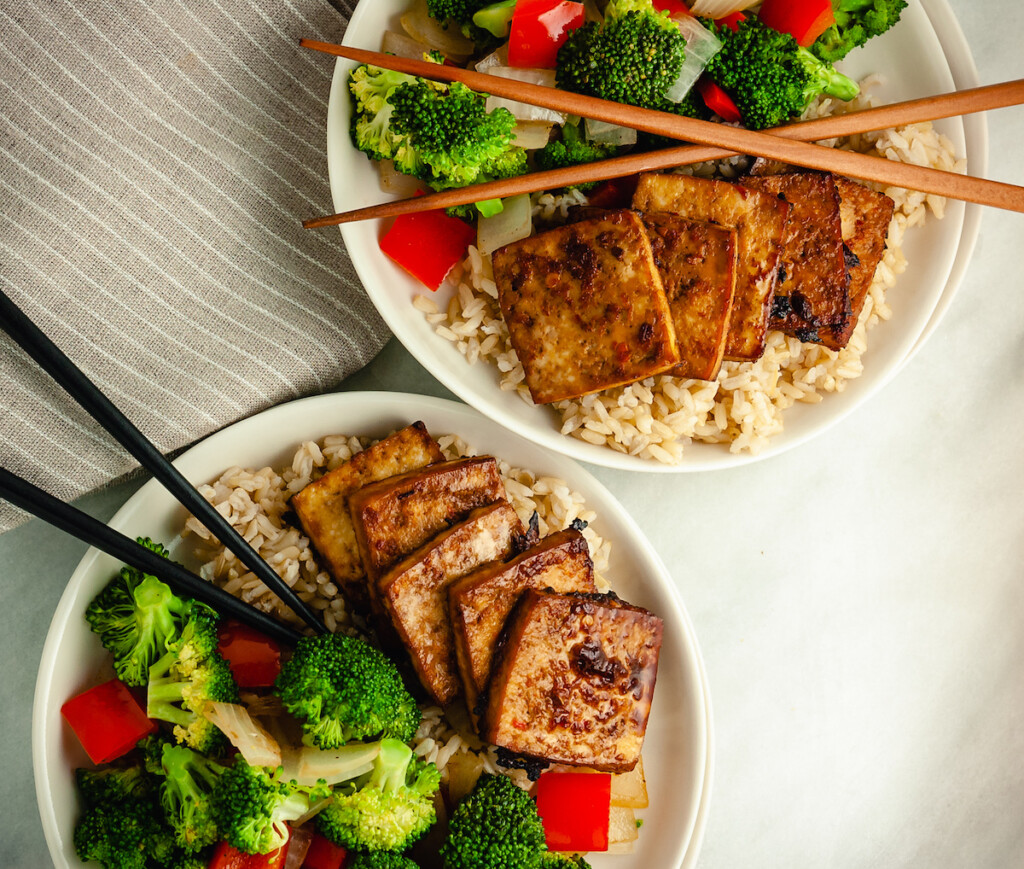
[632,173,790,361]
[494,209,679,404]
[742,173,851,341]
[821,178,895,350]
[448,528,597,714]
[290,422,444,609]
[378,501,524,705]
[640,213,738,381]
[348,456,507,595]
[482,589,663,772]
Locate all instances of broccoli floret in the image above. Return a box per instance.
[73,763,171,869]
[85,540,191,687]
[555,0,686,112]
[316,738,439,853]
[539,854,591,869]
[146,632,239,754]
[704,15,859,130]
[535,120,620,192]
[440,773,547,869]
[350,851,422,869]
[211,759,312,856]
[274,633,420,749]
[427,0,502,50]
[812,0,908,62]
[155,743,225,853]
[167,602,221,676]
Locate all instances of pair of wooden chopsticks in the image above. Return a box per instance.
[0,287,322,642]
[300,39,1024,226]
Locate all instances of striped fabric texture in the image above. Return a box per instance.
[0,0,388,532]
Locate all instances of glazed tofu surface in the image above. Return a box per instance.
[348,456,506,589]
[448,528,597,712]
[482,589,663,772]
[742,173,851,341]
[822,178,895,350]
[494,210,679,404]
[640,213,738,381]
[379,501,524,705]
[290,422,443,609]
[632,173,790,361]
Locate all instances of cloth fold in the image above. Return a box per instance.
[0,0,388,533]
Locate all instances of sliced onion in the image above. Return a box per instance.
[381,29,436,60]
[584,118,637,146]
[664,15,722,102]
[477,194,533,255]
[512,120,556,150]
[202,701,281,769]
[377,160,426,197]
[280,742,381,787]
[687,0,760,17]
[400,0,475,60]
[483,66,565,123]
[474,44,510,73]
[281,824,314,869]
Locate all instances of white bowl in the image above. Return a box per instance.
[327,0,984,472]
[33,392,713,869]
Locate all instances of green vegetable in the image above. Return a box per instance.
[426,0,503,50]
[210,759,313,855]
[349,850,423,869]
[146,609,239,754]
[704,14,859,130]
[811,0,909,62]
[555,0,686,112]
[155,743,225,853]
[274,633,421,750]
[440,773,548,869]
[316,738,440,853]
[539,854,592,868]
[84,539,191,687]
[535,120,621,191]
[472,0,517,39]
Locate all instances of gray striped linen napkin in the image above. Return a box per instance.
[0,0,388,533]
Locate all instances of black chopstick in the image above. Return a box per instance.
[0,466,303,646]
[0,287,327,634]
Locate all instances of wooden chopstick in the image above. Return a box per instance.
[0,287,328,635]
[0,465,303,645]
[306,76,1024,227]
[300,39,1024,216]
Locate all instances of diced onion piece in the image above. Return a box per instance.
[663,15,722,102]
[444,752,486,807]
[281,742,382,787]
[610,756,649,808]
[687,0,759,17]
[202,701,281,769]
[513,120,556,149]
[484,66,566,123]
[280,824,314,869]
[608,805,640,849]
[381,29,435,60]
[477,194,533,255]
[401,0,475,59]
[377,159,425,197]
[584,118,637,146]
[475,44,510,72]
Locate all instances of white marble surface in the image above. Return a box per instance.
[3,1,1022,866]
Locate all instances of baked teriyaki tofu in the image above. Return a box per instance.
[493,209,679,404]
[742,172,851,342]
[448,527,597,713]
[347,456,506,598]
[377,501,524,706]
[631,173,790,362]
[290,422,444,609]
[481,588,663,772]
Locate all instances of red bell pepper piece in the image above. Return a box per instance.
[207,838,290,869]
[697,77,742,123]
[217,620,282,688]
[508,0,587,69]
[652,0,692,18]
[60,678,156,765]
[758,0,835,47]
[535,771,611,853]
[585,174,640,210]
[379,208,477,291]
[300,833,346,869]
[715,11,746,32]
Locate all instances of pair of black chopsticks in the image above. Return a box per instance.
[0,287,319,646]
